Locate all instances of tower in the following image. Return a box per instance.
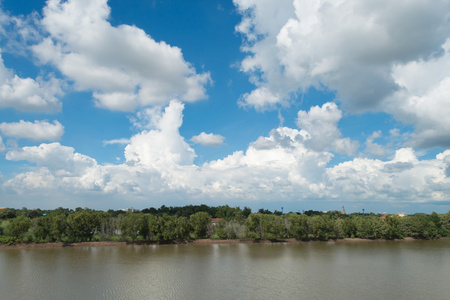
[341,205,346,215]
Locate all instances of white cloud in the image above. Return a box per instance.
[234,0,450,148]
[388,39,450,148]
[296,102,359,155]
[0,54,63,113]
[32,0,211,111]
[239,87,282,111]
[3,168,57,192]
[103,138,131,146]
[6,142,96,176]
[0,136,5,152]
[2,101,450,208]
[191,132,225,146]
[437,150,450,178]
[326,148,450,203]
[201,126,333,199]
[365,131,386,157]
[0,120,64,141]
[235,0,450,110]
[124,100,196,168]
[0,9,64,113]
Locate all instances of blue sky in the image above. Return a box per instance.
[0,0,450,214]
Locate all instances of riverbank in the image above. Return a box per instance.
[1,237,449,249]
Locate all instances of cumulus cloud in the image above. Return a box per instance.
[0,9,64,113]
[365,131,386,157]
[5,129,450,206]
[387,39,450,148]
[234,0,450,147]
[201,126,333,199]
[235,0,450,109]
[0,120,64,141]
[437,150,450,178]
[296,102,359,155]
[191,132,225,146]
[124,100,196,167]
[6,142,97,176]
[3,101,450,207]
[326,148,450,202]
[32,0,211,111]
[0,136,5,152]
[0,54,63,112]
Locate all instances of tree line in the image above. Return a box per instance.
[1,205,449,245]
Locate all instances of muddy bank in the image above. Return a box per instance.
[1,237,449,250]
[0,239,292,249]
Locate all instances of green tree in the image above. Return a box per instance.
[242,207,252,218]
[159,214,178,240]
[8,215,31,240]
[245,213,263,239]
[120,213,149,241]
[260,214,285,239]
[370,217,388,239]
[0,208,17,219]
[148,215,160,241]
[51,214,67,242]
[285,213,308,239]
[216,205,241,221]
[67,211,99,242]
[32,216,52,242]
[354,217,373,239]
[428,212,443,235]
[333,218,346,239]
[399,214,439,239]
[98,212,119,240]
[190,212,211,239]
[175,216,191,240]
[383,215,403,239]
[308,215,333,240]
[342,218,357,238]
[441,211,450,236]
[215,221,247,239]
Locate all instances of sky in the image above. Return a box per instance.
[0,0,450,214]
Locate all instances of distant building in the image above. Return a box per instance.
[396,212,407,217]
[341,205,346,215]
[211,218,227,225]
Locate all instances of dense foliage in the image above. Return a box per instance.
[1,206,449,245]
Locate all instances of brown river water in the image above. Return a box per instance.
[1,240,449,299]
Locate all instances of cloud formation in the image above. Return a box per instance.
[1,1,449,212]
[31,0,211,111]
[388,39,450,148]
[3,102,449,208]
[365,131,386,157]
[0,120,64,141]
[103,138,131,146]
[234,0,450,147]
[6,142,96,176]
[296,102,358,155]
[0,136,5,152]
[124,100,196,168]
[0,54,63,112]
[191,132,225,146]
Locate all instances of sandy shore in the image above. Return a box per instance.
[1,237,449,250]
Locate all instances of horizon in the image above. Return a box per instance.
[0,204,444,216]
[1,0,450,215]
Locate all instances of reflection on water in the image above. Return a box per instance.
[1,241,450,300]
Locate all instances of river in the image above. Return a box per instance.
[1,240,449,299]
